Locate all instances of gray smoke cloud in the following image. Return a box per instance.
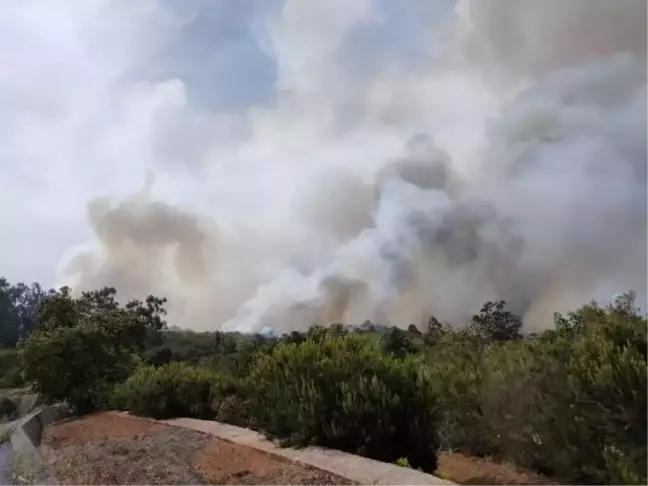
[452,0,647,80]
[57,0,647,333]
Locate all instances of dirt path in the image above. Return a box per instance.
[41,413,353,485]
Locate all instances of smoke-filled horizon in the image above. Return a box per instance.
[2,0,646,333]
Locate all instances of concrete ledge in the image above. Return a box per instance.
[161,416,454,485]
[10,405,66,485]
[16,394,45,418]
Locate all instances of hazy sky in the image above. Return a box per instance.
[0,0,458,286]
[1,1,645,332]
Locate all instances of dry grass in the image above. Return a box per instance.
[437,452,561,485]
[42,422,209,484]
[41,413,353,485]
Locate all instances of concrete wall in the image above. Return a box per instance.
[10,405,65,485]
[162,416,455,485]
[16,394,44,418]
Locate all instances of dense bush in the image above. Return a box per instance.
[111,362,216,419]
[476,338,572,468]
[379,326,417,358]
[428,295,647,485]
[21,323,140,414]
[509,297,646,485]
[555,297,646,484]
[0,278,45,348]
[0,348,24,388]
[425,328,493,455]
[110,362,248,421]
[470,300,522,342]
[248,334,440,472]
[19,287,166,414]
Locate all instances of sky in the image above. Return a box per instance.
[1,0,646,332]
[0,0,456,285]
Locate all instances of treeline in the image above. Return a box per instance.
[0,277,646,484]
[0,277,46,348]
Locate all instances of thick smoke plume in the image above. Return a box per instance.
[58,0,647,333]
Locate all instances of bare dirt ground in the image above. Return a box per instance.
[436,452,560,485]
[41,413,353,485]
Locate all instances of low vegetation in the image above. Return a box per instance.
[0,275,645,484]
[111,362,224,419]
[0,349,22,389]
[248,335,440,471]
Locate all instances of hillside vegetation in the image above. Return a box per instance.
[0,277,645,484]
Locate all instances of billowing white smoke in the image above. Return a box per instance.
[57,0,647,332]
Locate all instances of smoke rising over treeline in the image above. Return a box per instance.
[42,0,647,332]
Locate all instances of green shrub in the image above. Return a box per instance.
[212,394,252,427]
[501,298,647,485]
[20,323,140,414]
[210,372,252,426]
[18,286,167,415]
[144,345,173,366]
[425,328,494,456]
[0,348,24,388]
[0,367,23,389]
[111,362,242,420]
[429,296,647,485]
[248,334,440,472]
[379,327,417,358]
[479,338,572,469]
[558,299,646,484]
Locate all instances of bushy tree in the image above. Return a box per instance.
[21,323,140,414]
[20,286,167,414]
[0,277,46,347]
[328,322,348,337]
[306,325,328,342]
[407,324,421,335]
[380,326,416,358]
[281,330,307,345]
[145,345,172,366]
[423,315,444,346]
[471,300,522,342]
[36,286,167,350]
[0,348,24,388]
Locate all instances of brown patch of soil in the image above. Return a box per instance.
[437,452,561,485]
[41,413,353,485]
[42,422,210,485]
[193,439,353,485]
[42,412,161,447]
[193,440,271,480]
